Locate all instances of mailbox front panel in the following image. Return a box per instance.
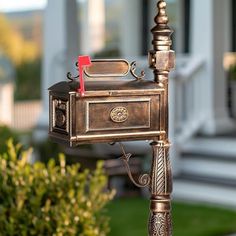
[71,92,165,145]
[85,98,151,132]
[49,83,166,146]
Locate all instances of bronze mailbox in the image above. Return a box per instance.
[48,1,175,235]
[49,60,166,146]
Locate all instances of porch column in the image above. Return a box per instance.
[35,0,79,140]
[0,83,13,127]
[120,0,142,57]
[80,0,105,55]
[190,0,235,135]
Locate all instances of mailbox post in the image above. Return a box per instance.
[48,0,175,235]
[148,1,175,235]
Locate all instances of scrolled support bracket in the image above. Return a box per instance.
[118,143,150,188]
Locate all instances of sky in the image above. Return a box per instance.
[0,0,47,12]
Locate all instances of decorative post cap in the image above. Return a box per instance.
[155,0,168,25]
[148,0,175,77]
[151,0,173,51]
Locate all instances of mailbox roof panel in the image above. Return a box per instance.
[48,81,78,93]
[85,80,161,90]
[49,80,163,96]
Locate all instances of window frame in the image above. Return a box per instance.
[183,0,191,53]
[232,0,236,51]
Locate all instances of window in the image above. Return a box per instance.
[166,0,190,53]
[232,0,236,51]
[183,0,190,53]
[78,0,139,57]
[77,0,190,57]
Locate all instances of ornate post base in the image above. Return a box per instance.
[148,199,172,236]
[148,141,172,236]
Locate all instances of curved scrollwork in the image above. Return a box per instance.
[120,150,150,188]
[138,173,151,187]
[67,62,79,81]
[67,72,79,81]
[130,61,146,81]
[118,142,150,188]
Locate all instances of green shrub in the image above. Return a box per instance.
[0,139,115,236]
[229,64,236,81]
[0,126,19,154]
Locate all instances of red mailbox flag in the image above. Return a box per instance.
[77,55,92,96]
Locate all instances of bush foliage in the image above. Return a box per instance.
[229,64,236,81]
[0,126,19,154]
[0,140,115,236]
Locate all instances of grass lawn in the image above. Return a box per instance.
[108,197,236,236]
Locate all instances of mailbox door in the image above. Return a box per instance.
[71,91,165,145]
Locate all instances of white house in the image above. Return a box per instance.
[37,0,236,207]
[0,53,14,127]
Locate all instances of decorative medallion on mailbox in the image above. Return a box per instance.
[110,107,128,123]
[55,109,66,127]
[52,98,68,133]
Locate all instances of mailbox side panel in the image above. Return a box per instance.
[49,91,72,146]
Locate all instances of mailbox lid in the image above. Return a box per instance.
[85,80,161,91]
[48,80,163,97]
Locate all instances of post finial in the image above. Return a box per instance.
[151,0,173,52]
[148,0,175,80]
[155,0,168,25]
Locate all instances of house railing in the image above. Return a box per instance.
[169,55,206,145]
[13,100,42,131]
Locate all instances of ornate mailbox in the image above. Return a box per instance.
[49,59,165,146]
[49,1,175,235]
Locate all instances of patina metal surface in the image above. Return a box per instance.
[84,59,130,77]
[130,61,146,80]
[148,1,175,235]
[148,141,172,236]
[48,0,175,235]
[119,142,151,188]
[49,79,165,145]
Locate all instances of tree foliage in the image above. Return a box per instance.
[0,13,42,100]
[15,58,41,101]
[0,13,40,65]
